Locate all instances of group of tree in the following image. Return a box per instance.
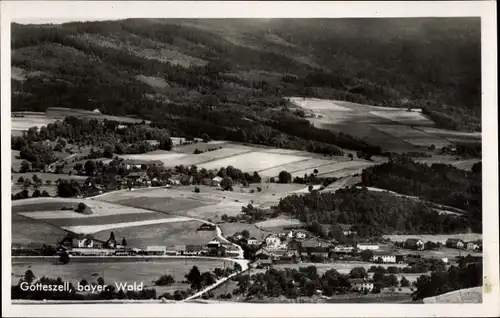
[12,189,50,200]
[412,261,482,300]
[276,186,474,238]
[361,157,482,232]
[233,266,351,300]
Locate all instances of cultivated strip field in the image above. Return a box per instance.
[198,152,309,172]
[369,110,433,126]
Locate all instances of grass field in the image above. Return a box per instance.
[219,222,269,240]
[11,150,22,172]
[12,172,86,183]
[272,262,408,275]
[92,220,213,248]
[291,160,375,178]
[198,151,307,172]
[11,114,57,131]
[12,213,68,245]
[118,151,187,163]
[12,258,233,290]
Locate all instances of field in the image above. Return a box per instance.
[219,222,269,240]
[288,97,480,153]
[383,233,482,244]
[255,217,302,229]
[271,262,408,275]
[258,158,335,177]
[12,213,68,245]
[12,258,234,292]
[198,151,307,172]
[92,220,214,248]
[11,113,57,131]
[12,172,86,183]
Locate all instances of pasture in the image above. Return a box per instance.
[369,110,434,126]
[258,158,334,177]
[272,261,408,275]
[291,160,376,178]
[11,114,57,131]
[12,258,233,290]
[12,172,86,183]
[255,217,302,229]
[92,220,213,248]
[219,222,269,240]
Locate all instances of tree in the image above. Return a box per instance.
[79,279,88,286]
[24,270,35,284]
[17,176,25,184]
[97,277,105,285]
[400,276,410,287]
[155,275,175,286]
[308,185,314,192]
[348,153,354,161]
[313,169,319,174]
[41,190,50,197]
[278,171,292,184]
[121,237,127,247]
[59,250,70,264]
[57,180,80,197]
[20,160,31,173]
[220,177,234,191]
[75,202,87,213]
[74,163,83,173]
[234,263,242,272]
[32,189,41,197]
[84,160,96,176]
[194,186,200,193]
[360,250,373,262]
[241,230,250,239]
[201,133,211,142]
[349,267,368,279]
[185,266,202,290]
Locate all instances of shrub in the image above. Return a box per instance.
[194,186,200,193]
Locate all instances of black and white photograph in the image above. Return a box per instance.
[1,1,498,317]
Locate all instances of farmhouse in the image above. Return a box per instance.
[146,246,166,255]
[446,238,465,249]
[207,238,222,255]
[185,245,204,256]
[265,234,282,248]
[371,251,396,263]
[349,279,374,292]
[247,237,261,246]
[356,243,379,251]
[59,234,95,249]
[404,238,425,250]
[211,176,223,187]
[293,230,307,239]
[338,224,357,236]
[466,242,480,251]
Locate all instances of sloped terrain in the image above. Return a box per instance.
[11,18,481,153]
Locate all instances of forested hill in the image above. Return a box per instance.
[12,18,481,136]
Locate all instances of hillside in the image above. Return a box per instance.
[11,18,481,151]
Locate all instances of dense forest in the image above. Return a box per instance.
[276,187,476,237]
[361,157,482,231]
[11,19,481,161]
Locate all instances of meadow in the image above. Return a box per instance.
[198,151,307,172]
[12,258,233,290]
[92,220,214,248]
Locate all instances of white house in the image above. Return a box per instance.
[279,230,293,239]
[294,231,307,239]
[247,237,261,246]
[371,252,396,263]
[76,237,94,248]
[357,243,379,251]
[265,234,282,248]
[349,279,374,292]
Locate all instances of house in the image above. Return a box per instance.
[197,223,216,231]
[257,259,273,269]
[404,238,425,250]
[395,254,407,264]
[207,238,222,255]
[185,245,204,256]
[356,243,379,251]
[167,178,181,185]
[247,237,261,246]
[287,239,302,252]
[294,231,307,239]
[446,238,465,249]
[265,234,281,248]
[466,242,480,251]
[300,246,329,259]
[338,224,357,236]
[278,230,293,239]
[371,251,396,263]
[146,246,166,255]
[59,234,95,249]
[349,279,374,292]
[331,245,355,254]
[255,248,274,260]
[211,176,223,187]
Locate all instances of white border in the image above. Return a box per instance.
[1,1,498,317]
